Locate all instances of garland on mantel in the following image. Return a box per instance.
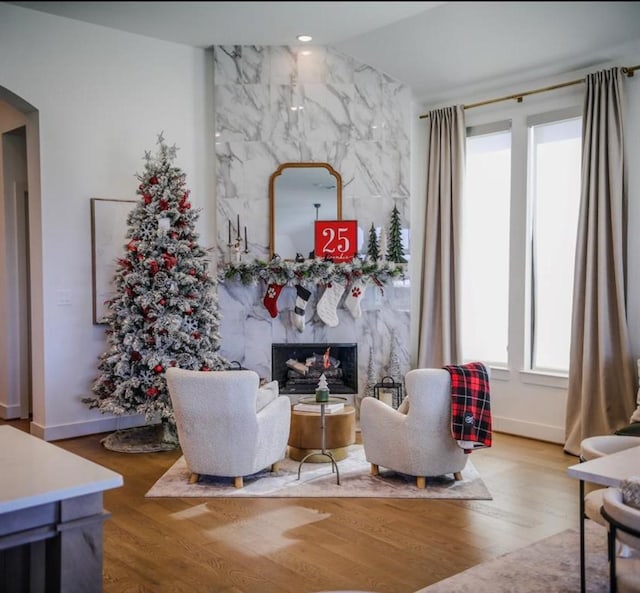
[220,257,407,290]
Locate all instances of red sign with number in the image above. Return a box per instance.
[314,220,357,262]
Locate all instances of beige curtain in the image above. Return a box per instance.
[417,105,465,368]
[564,68,636,456]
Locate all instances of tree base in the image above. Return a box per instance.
[101,421,179,453]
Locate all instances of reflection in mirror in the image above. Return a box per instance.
[269,163,342,260]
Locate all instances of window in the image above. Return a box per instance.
[460,109,582,376]
[460,124,511,366]
[527,116,582,373]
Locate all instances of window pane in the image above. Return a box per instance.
[461,130,511,365]
[529,117,581,372]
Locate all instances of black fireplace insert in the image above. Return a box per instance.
[272,343,358,395]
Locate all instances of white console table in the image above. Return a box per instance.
[0,425,123,592]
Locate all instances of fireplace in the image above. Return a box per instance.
[272,343,358,395]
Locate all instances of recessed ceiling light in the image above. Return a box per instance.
[297,34,312,43]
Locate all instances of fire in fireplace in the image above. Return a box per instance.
[272,343,358,395]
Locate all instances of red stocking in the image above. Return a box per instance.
[263,283,284,318]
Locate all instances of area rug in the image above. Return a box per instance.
[145,444,492,499]
[414,520,608,593]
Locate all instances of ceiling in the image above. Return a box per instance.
[8,1,640,105]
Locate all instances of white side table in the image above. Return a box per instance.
[295,396,348,485]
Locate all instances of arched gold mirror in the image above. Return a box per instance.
[269,162,342,260]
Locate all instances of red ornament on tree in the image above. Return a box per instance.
[154,364,163,373]
[178,192,192,213]
[149,176,159,184]
[162,253,177,269]
[146,387,158,397]
[118,257,133,270]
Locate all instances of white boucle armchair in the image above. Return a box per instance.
[359,368,468,489]
[166,368,291,488]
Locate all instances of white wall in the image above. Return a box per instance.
[413,43,640,443]
[0,3,215,439]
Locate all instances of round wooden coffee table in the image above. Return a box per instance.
[288,402,356,463]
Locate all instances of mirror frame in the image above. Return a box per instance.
[268,162,343,260]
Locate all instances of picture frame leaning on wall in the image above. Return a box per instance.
[90,197,135,324]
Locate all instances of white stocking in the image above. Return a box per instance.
[344,276,368,319]
[316,279,346,327]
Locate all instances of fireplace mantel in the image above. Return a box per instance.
[219,257,407,288]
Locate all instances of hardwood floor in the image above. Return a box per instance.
[1,419,581,593]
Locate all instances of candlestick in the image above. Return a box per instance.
[228,220,232,245]
[244,226,248,252]
[237,214,241,240]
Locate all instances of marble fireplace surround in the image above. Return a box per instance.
[213,44,414,415]
[217,277,411,415]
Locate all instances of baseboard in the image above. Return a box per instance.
[25,412,564,444]
[30,414,148,441]
[0,402,23,419]
[493,415,565,444]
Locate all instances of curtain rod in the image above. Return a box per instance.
[418,64,639,119]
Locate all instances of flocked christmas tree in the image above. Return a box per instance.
[84,133,228,442]
[366,345,377,398]
[386,329,404,408]
[387,328,401,380]
[386,204,407,263]
[366,222,380,261]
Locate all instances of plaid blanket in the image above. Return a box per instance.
[443,361,492,453]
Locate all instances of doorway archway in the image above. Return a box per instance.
[0,86,44,434]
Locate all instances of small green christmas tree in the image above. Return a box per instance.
[315,373,330,402]
[84,133,228,441]
[386,205,407,263]
[366,223,380,261]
